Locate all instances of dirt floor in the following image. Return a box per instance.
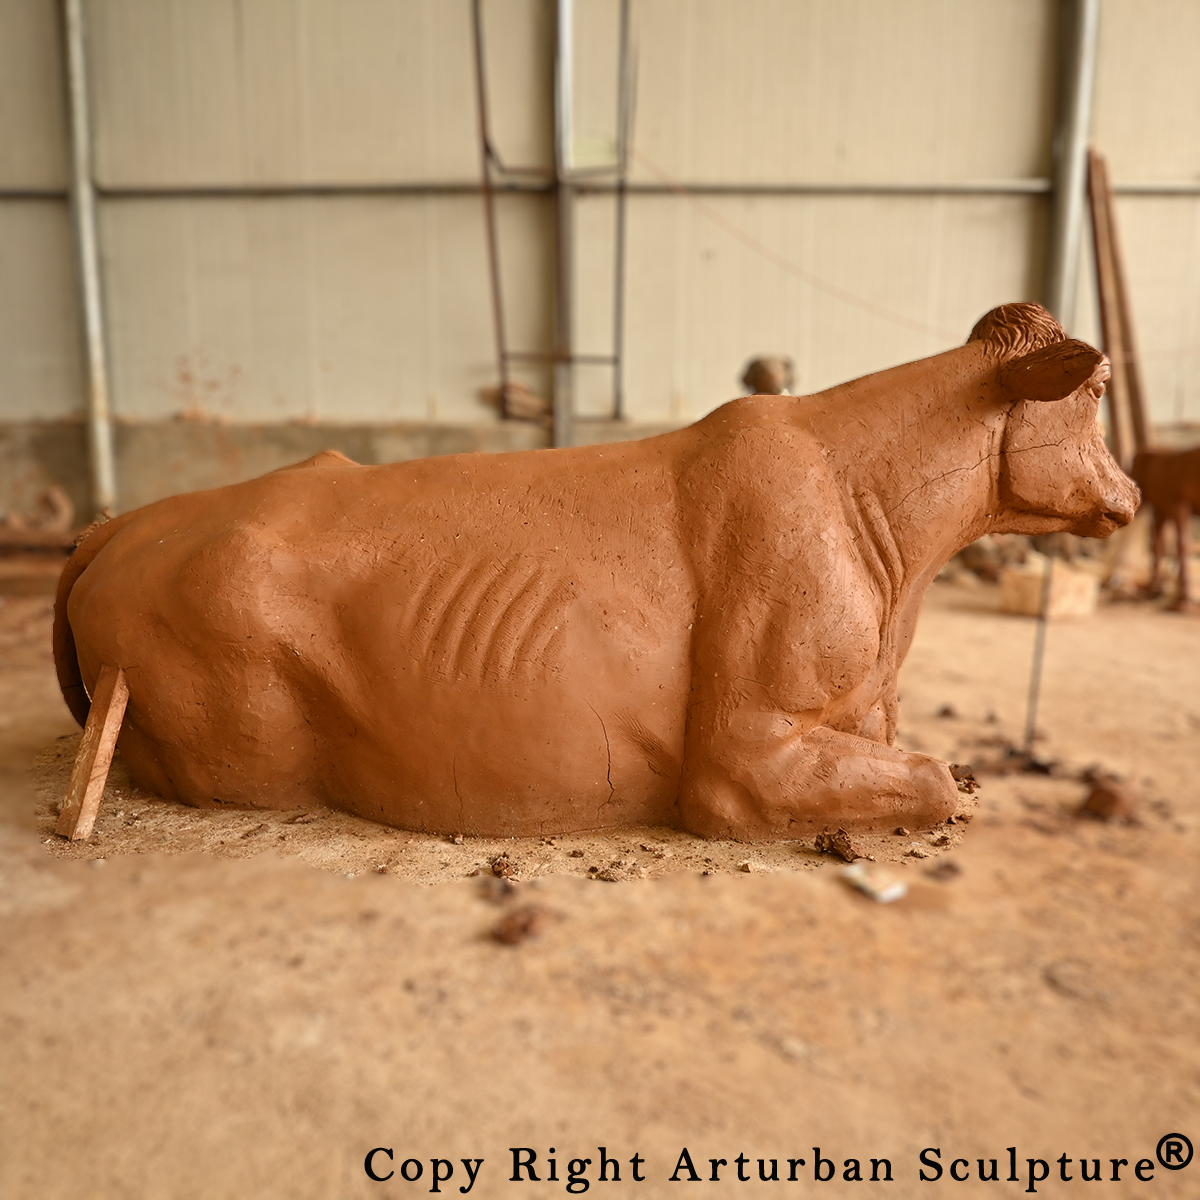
[1,563,1198,1198]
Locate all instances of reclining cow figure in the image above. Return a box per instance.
[55,303,1137,840]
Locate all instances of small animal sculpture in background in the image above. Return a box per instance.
[1130,445,1200,611]
[55,304,1137,841]
[741,356,794,395]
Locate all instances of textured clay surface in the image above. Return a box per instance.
[53,305,1136,839]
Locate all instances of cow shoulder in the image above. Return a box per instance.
[273,448,360,473]
[679,397,842,547]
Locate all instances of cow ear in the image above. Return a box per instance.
[996,339,1106,402]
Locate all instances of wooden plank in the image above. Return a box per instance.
[56,664,128,841]
[1087,148,1135,469]
[1104,171,1150,454]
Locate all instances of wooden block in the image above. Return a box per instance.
[56,664,129,841]
[1000,560,1099,620]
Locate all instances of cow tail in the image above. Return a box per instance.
[53,514,130,728]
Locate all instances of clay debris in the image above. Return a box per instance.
[491,905,547,945]
[1077,774,1140,823]
[814,828,871,863]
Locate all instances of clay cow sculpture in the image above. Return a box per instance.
[1129,445,1200,611]
[55,303,1137,841]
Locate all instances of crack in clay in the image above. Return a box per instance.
[587,701,616,806]
[883,439,1071,521]
[452,755,464,828]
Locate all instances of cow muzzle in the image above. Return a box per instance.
[1083,478,1140,537]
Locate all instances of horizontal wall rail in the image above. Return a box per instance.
[7,179,1200,201]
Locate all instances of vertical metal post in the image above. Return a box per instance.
[552,0,575,448]
[1044,0,1100,331]
[611,0,632,422]
[63,0,117,514]
[471,0,511,409]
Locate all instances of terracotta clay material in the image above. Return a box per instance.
[54,304,1137,840]
[1129,445,1200,611]
[1077,775,1139,823]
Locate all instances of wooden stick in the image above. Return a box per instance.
[56,663,128,841]
[1105,166,1150,454]
[1088,149,1135,469]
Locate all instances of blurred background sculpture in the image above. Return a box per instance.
[741,356,795,396]
[1130,446,1200,611]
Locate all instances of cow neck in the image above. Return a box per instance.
[802,342,1002,618]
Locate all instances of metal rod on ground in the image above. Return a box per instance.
[1023,556,1055,758]
[63,0,117,515]
[552,0,576,448]
[1044,0,1100,331]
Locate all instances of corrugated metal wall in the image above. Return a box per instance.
[1,0,79,422]
[90,0,553,426]
[574,0,1053,421]
[1077,0,1200,428]
[2,0,1199,508]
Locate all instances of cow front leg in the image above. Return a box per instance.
[1144,509,1170,599]
[1169,503,1195,612]
[855,693,897,743]
[679,716,957,841]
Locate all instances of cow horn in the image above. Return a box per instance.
[996,339,1106,403]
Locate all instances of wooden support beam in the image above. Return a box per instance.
[1106,182,1150,455]
[1089,147,1132,465]
[56,664,128,841]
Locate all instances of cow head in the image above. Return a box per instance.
[969,304,1139,538]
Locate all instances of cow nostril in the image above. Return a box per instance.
[1103,510,1131,525]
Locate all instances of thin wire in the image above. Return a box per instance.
[632,147,965,343]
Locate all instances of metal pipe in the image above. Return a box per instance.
[584,178,1056,196]
[28,178,1169,201]
[63,0,117,515]
[552,0,575,448]
[88,178,1200,197]
[505,351,615,365]
[22,176,1200,203]
[0,187,72,199]
[102,180,549,198]
[555,0,575,179]
[1044,0,1100,330]
[611,0,632,421]
[1111,181,1200,194]
[471,0,512,413]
